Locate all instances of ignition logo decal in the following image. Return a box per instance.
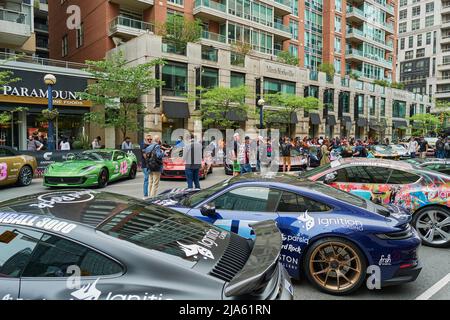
[0,163,7,181]
[71,279,101,300]
[30,190,98,208]
[297,211,315,231]
[177,242,214,260]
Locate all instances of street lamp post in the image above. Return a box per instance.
[44,74,56,151]
[257,98,265,129]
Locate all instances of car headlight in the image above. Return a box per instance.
[80,166,97,173]
[376,225,414,240]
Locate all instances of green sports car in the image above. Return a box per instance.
[44,149,138,188]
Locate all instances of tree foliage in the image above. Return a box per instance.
[0,64,22,127]
[318,63,335,78]
[156,15,202,45]
[276,51,299,66]
[197,86,250,129]
[81,51,164,140]
[409,113,440,136]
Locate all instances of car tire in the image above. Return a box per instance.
[128,163,137,179]
[303,237,367,295]
[412,206,450,248]
[97,168,109,188]
[17,165,33,187]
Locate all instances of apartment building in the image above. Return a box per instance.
[45,0,430,145]
[438,0,450,103]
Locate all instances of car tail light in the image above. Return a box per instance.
[376,225,413,240]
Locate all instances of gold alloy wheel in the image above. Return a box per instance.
[309,241,363,293]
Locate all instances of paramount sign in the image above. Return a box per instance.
[2,85,82,101]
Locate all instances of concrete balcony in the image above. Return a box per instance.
[259,0,292,16]
[436,76,450,85]
[0,7,32,47]
[109,0,154,9]
[442,19,450,30]
[346,49,393,69]
[346,27,394,52]
[346,6,365,23]
[385,4,395,17]
[193,0,227,22]
[442,4,450,15]
[442,35,450,45]
[108,16,154,40]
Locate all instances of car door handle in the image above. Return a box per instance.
[373,192,386,195]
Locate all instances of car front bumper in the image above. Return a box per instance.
[44,174,99,187]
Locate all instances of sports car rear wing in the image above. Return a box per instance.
[224,220,282,297]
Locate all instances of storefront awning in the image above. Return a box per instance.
[341,115,352,124]
[163,101,190,119]
[392,119,408,129]
[310,113,321,125]
[226,109,248,122]
[326,115,337,126]
[369,119,381,131]
[356,118,367,127]
[266,112,298,124]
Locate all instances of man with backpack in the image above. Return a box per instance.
[143,135,164,199]
[183,134,203,189]
[445,137,450,158]
[436,137,445,159]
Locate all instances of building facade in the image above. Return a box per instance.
[45,0,430,146]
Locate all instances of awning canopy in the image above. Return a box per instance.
[163,101,190,119]
[326,115,337,126]
[369,119,381,131]
[310,113,321,125]
[356,117,367,127]
[341,115,352,124]
[393,119,408,129]
[266,111,298,124]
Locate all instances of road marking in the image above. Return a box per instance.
[415,273,450,300]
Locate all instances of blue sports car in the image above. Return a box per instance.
[150,174,422,295]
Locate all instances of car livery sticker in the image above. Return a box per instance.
[119,161,128,175]
[0,163,7,181]
[29,190,99,209]
[0,212,77,234]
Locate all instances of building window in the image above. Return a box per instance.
[399,9,407,20]
[400,0,408,6]
[426,2,434,12]
[416,48,425,58]
[335,0,342,12]
[412,6,420,17]
[334,58,341,74]
[162,62,188,97]
[425,15,434,27]
[290,19,298,39]
[426,32,431,45]
[400,38,405,50]
[289,44,298,57]
[201,67,219,89]
[230,72,245,88]
[62,35,68,57]
[411,19,420,31]
[380,98,386,117]
[334,37,341,53]
[291,0,298,16]
[76,23,84,48]
[408,36,413,48]
[393,100,407,118]
[201,46,218,62]
[417,34,422,47]
[264,78,296,95]
[168,0,184,6]
[399,22,407,33]
[405,50,414,59]
[335,16,341,33]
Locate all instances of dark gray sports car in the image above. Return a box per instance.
[0,190,293,300]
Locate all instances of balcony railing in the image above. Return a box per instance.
[194,0,226,13]
[273,21,290,33]
[0,52,87,70]
[346,49,392,68]
[162,40,187,55]
[309,70,319,81]
[0,8,29,25]
[346,6,365,17]
[201,30,226,43]
[109,16,154,33]
[274,0,291,7]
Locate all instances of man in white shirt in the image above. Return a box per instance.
[407,137,418,158]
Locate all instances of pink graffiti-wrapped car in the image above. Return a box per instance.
[301,158,450,248]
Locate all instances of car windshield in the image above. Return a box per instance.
[303,183,367,208]
[69,152,112,161]
[182,179,232,207]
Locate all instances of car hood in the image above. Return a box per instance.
[150,188,201,207]
[47,161,101,174]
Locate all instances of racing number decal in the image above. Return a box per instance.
[119,161,128,175]
[0,163,8,181]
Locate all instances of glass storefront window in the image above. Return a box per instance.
[201,46,218,62]
[264,78,296,95]
[369,96,376,116]
[380,98,386,116]
[356,94,364,114]
[393,100,406,118]
[230,72,245,87]
[201,67,219,89]
[162,62,188,97]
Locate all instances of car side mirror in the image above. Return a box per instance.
[201,204,216,217]
[324,173,337,184]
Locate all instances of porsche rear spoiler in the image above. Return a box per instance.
[224,220,282,297]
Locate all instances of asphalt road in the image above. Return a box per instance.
[0,169,449,300]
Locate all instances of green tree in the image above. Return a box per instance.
[0,65,22,129]
[277,51,299,66]
[156,15,202,52]
[435,100,450,132]
[81,51,164,141]
[373,79,390,87]
[196,86,250,129]
[409,113,440,136]
[390,82,405,90]
[264,93,321,136]
[318,63,335,79]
